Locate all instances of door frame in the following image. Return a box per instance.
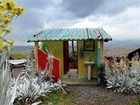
[63,40,78,75]
[63,41,69,74]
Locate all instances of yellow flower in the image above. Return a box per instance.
[6,0,16,10]
[4,15,12,24]
[5,28,11,34]
[0,11,4,17]
[0,3,4,10]
[9,39,14,46]
[3,2,8,10]
[0,0,24,52]
[1,23,6,28]
[20,7,24,12]
[15,6,24,15]
[5,43,11,51]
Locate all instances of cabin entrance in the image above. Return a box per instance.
[63,41,78,78]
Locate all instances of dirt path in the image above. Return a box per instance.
[67,85,140,105]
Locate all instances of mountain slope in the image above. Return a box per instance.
[105,40,140,48]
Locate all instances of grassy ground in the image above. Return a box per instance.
[131,99,140,105]
[41,91,76,105]
[40,89,140,105]
[9,52,28,59]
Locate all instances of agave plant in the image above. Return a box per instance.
[14,57,45,104]
[16,75,45,103]
[14,51,66,104]
[105,54,140,94]
[50,80,67,94]
[0,52,18,105]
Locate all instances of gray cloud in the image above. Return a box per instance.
[62,0,105,17]
[62,0,140,17]
[8,0,140,45]
[16,9,45,29]
[95,0,140,16]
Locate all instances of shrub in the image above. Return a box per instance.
[13,52,66,104]
[0,52,18,105]
[105,55,140,94]
[97,63,106,85]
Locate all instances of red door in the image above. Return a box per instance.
[63,41,69,74]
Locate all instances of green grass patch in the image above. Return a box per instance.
[41,91,76,105]
[131,99,140,105]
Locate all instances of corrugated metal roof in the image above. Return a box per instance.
[27,28,112,42]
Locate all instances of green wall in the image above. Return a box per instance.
[43,41,64,77]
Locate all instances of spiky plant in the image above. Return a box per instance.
[15,76,45,103]
[50,80,67,94]
[14,57,45,104]
[0,52,18,105]
[14,51,66,104]
[105,54,140,94]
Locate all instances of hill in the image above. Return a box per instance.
[105,40,140,48]
[11,46,34,53]
[10,40,139,54]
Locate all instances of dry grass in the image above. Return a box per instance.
[10,52,29,59]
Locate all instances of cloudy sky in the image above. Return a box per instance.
[9,0,140,45]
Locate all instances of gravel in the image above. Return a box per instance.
[67,85,140,105]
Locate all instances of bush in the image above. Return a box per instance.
[97,64,106,85]
[105,65,140,94]
[13,52,66,104]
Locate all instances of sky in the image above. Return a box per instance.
[9,0,140,45]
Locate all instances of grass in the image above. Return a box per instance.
[131,99,140,105]
[41,91,76,105]
[10,52,28,59]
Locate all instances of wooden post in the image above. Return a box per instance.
[35,41,39,71]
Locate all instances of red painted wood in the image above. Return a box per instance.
[37,49,60,82]
[52,58,60,82]
[38,49,48,71]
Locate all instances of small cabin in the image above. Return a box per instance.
[27,28,112,80]
[128,48,140,60]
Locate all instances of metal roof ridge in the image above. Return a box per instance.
[86,28,91,39]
